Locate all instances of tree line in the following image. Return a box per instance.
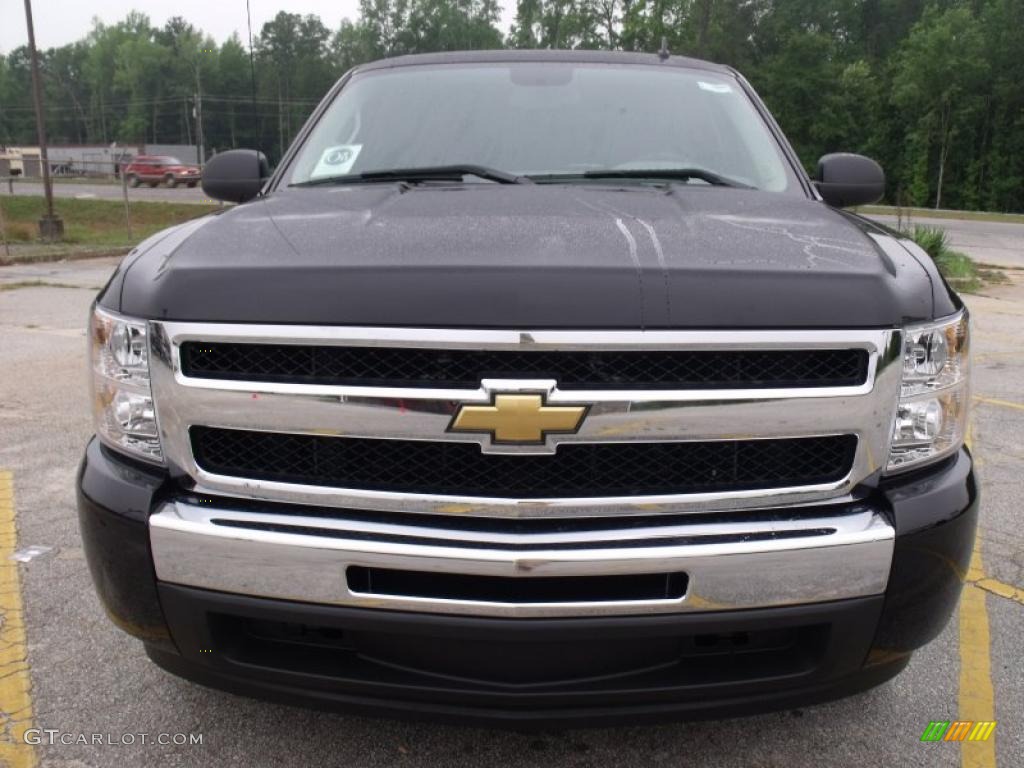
[1,0,1022,212]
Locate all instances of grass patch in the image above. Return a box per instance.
[0,196,218,248]
[3,222,35,242]
[906,225,996,292]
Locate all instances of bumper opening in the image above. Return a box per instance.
[346,567,688,604]
[211,611,822,688]
[153,584,895,724]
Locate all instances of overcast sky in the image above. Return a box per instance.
[3,1,517,54]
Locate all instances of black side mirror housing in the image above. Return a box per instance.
[201,149,270,203]
[814,153,885,208]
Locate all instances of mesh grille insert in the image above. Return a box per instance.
[191,427,857,498]
[180,343,869,390]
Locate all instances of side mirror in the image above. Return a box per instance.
[814,153,885,208]
[201,149,270,203]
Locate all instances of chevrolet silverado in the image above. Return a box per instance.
[78,50,977,726]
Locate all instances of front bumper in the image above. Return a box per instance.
[77,438,978,725]
[148,499,894,618]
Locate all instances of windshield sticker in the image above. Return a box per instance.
[311,144,362,177]
[697,81,732,94]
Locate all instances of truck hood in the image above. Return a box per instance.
[115,184,947,327]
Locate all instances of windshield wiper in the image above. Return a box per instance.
[531,168,753,189]
[293,164,531,186]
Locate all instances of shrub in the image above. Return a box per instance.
[910,225,949,260]
[908,225,980,291]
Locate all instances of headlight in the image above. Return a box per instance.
[90,306,163,463]
[887,311,970,472]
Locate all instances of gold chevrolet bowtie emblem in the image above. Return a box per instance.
[449,394,588,444]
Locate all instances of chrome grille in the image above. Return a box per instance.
[180,342,869,390]
[149,324,902,518]
[191,427,857,498]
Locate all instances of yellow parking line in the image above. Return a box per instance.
[0,472,36,767]
[959,430,996,768]
[973,577,1024,607]
[973,395,1024,412]
[960,551,997,768]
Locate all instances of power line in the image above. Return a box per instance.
[246,0,262,157]
[1,95,322,112]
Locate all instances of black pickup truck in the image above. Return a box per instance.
[78,50,976,726]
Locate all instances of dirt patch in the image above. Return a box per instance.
[0,244,132,267]
[0,280,100,292]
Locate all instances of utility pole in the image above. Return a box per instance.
[0,195,11,262]
[194,63,204,166]
[23,0,63,241]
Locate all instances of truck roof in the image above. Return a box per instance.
[355,48,734,76]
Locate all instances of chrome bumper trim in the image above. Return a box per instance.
[150,500,895,618]
[148,324,902,518]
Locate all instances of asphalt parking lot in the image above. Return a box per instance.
[866,214,1024,269]
[8,179,212,205]
[0,241,1022,767]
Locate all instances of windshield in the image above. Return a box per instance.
[286,62,798,192]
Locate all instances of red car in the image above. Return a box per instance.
[123,155,200,188]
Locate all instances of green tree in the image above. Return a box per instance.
[332,19,379,71]
[2,1,1023,212]
[357,0,412,56]
[892,5,985,208]
[211,36,253,149]
[256,12,333,155]
[975,0,1024,211]
[0,49,36,144]
[401,0,504,52]
[114,26,168,142]
[44,43,90,144]
[509,0,600,49]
